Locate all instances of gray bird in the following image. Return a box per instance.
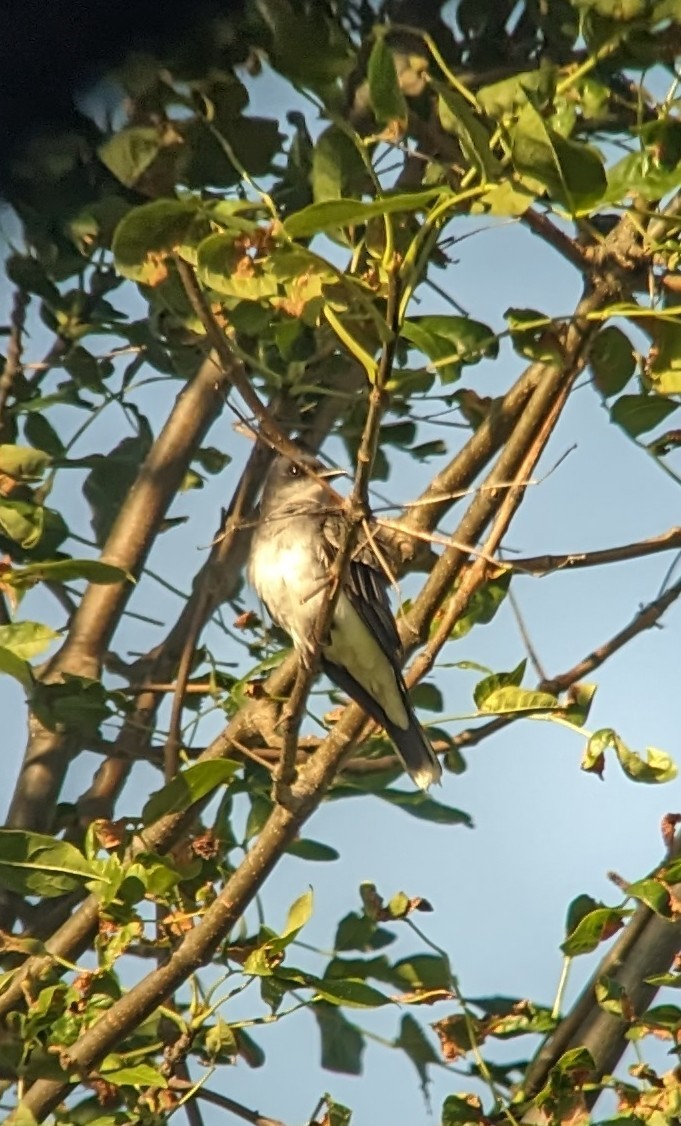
[247,450,442,790]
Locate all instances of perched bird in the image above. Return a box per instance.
[247,450,442,790]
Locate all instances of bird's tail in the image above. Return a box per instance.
[384,711,442,791]
[321,658,442,790]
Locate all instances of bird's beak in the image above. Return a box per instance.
[318,466,345,479]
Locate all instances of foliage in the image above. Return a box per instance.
[1,1,681,1124]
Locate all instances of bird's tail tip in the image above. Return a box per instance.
[410,760,443,791]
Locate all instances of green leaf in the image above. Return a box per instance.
[0,445,51,480]
[283,188,444,238]
[409,682,443,712]
[624,877,671,917]
[590,326,636,397]
[112,200,199,283]
[286,839,340,862]
[334,911,396,953]
[449,572,511,639]
[0,647,33,689]
[512,102,606,214]
[0,622,59,660]
[6,559,131,589]
[313,1002,365,1074]
[401,315,498,383]
[99,1063,168,1089]
[84,426,154,546]
[312,126,365,203]
[610,393,678,437]
[478,686,559,715]
[565,893,599,938]
[99,127,164,189]
[0,499,44,549]
[393,954,452,991]
[142,760,240,824]
[314,977,391,1008]
[606,150,681,204]
[434,81,502,182]
[378,789,473,827]
[396,1014,439,1091]
[584,728,677,784]
[473,660,526,708]
[196,233,279,300]
[615,740,677,784]
[323,1097,352,1126]
[560,682,597,729]
[505,307,561,363]
[442,1094,484,1125]
[283,889,314,937]
[7,1105,39,1126]
[31,675,121,737]
[367,34,407,125]
[642,320,681,395]
[23,413,66,459]
[477,180,537,216]
[0,830,101,897]
[595,975,628,1017]
[561,905,630,956]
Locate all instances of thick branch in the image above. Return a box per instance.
[4,351,233,833]
[523,833,681,1103]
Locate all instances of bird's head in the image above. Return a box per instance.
[259,450,344,517]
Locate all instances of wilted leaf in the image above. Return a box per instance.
[112,199,199,283]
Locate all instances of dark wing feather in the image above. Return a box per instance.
[319,512,403,669]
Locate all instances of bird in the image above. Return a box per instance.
[247,449,442,790]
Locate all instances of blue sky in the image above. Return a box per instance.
[1,58,681,1126]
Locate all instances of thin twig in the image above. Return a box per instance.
[507,586,547,681]
[512,525,681,575]
[168,1078,287,1126]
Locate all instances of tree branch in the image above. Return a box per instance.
[512,526,681,575]
[4,350,233,839]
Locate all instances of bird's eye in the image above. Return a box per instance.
[288,463,301,478]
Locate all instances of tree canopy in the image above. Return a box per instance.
[2,1,681,1124]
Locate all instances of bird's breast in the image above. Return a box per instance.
[248,528,326,653]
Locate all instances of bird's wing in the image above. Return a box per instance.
[319,513,403,666]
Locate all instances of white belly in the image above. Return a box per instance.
[248,533,326,653]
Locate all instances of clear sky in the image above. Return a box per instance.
[1,59,680,1126]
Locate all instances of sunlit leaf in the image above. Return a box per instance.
[142,760,240,824]
[0,830,104,898]
[512,102,606,214]
[283,189,444,238]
